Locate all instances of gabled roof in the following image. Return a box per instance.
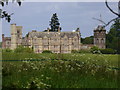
[27,32,80,39]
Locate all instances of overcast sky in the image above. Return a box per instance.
[1,2,118,41]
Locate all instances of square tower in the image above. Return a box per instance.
[11,24,22,50]
[94,25,106,49]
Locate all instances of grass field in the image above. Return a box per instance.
[2,52,120,88]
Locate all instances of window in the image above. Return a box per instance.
[17,30,20,34]
[54,45,59,48]
[54,39,57,41]
[34,45,38,48]
[101,38,104,43]
[34,39,36,42]
[18,35,20,38]
[6,41,10,45]
[44,45,48,48]
[97,39,99,43]
[43,39,48,44]
[74,45,77,48]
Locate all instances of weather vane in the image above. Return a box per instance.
[93,0,120,28]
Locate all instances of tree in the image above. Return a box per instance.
[93,0,120,27]
[106,19,120,54]
[49,13,61,32]
[0,0,22,22]
[14,45,33,53]
[104,0,120,27]
[81,36,93,44]
[90,46,101,54]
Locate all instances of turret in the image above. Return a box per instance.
[94,25,106,49]
[11,24,23,50]
[11,24,17,50]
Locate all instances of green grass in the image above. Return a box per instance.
[2,52,120,88]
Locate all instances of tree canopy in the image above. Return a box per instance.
[106,19,120,54]
[0,0,22,22]
[49,13,61,32]
[81,36,94,44]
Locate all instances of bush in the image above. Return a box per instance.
[14,46,33,53]
[78,49,91,53]
[42,50,52,53]
[71,50,91,53]
[100,48,116,54]
[90,46,101,54]
[23,47,33,53]
[71,50,79,53]
[2,48,13,52]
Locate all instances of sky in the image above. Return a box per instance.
[1,2,118,41]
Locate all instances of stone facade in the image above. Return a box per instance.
[2,24,81,53]
[11,24,22,50]
[2,24,106,53]
[94,25,106,49]
[2,34,11,49]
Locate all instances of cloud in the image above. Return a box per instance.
[2,2,117,40]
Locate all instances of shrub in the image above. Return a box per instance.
[71,50,79,53]
[78,49,91,53]
[23,47,33,53]
[42,50,52,53]
[90,46,101,54]
[2,48,13,52]
[14,46,33,53]
[14,46,24,53]
[71,50,91,53]
[100,48,116,54]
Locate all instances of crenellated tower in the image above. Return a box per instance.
[11,24,22,50]
[94,25,106,49]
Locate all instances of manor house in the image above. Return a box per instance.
[2,24,106,53]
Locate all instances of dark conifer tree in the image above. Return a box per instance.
[49,13,61,32]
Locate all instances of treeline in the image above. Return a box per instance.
[81,36,93,44]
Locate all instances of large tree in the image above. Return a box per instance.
[0,0,22,22]
[49,13,61,32]
[93,0,120,27]
[106,19,120,54]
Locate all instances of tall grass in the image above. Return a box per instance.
[2,52,120,88]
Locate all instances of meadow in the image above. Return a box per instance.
[2,52,120,88]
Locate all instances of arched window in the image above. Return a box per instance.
[101,38,104,43]
[97,38,99,43]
